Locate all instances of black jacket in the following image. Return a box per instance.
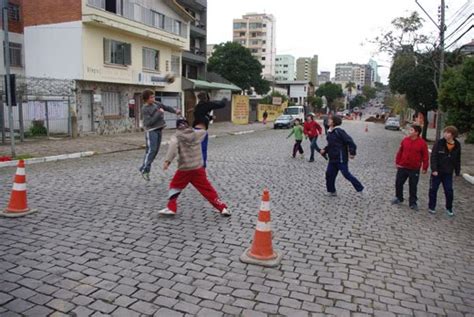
[324,127,357,163]
[192,99,227,130]
[430,139,461,175]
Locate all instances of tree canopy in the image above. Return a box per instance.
[315,82,344,111]
[208,42,270,95]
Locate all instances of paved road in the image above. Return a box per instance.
[1,121,473,316]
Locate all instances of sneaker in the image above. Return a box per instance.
[409,204,419,211]
[141,172,150,181]
[158,208,176,215]
[391,198,402,205]
[325,192,337,197]
[356,190,365,197]
[220,208,231,217]
[428,208,436,214]
[299,154,304,159]
[446,209,454,217]
[308,158,315,162]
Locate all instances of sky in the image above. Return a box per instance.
[207,0,473,84]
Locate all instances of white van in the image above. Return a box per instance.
[285,106,305,121]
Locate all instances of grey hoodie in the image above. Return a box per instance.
[142,102,178,131]
[165,128,207,170]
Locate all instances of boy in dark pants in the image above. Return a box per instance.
[428,126,461,216]
[139,89,180,181]
[320,116,364,196]
[303,113,323,162]
[287,118,304,158]
[391,125,429,210]
[159,118,230,216]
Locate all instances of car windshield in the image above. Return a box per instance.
[278,115,292,120]
[387,118,398,122]
[286,108,300,115]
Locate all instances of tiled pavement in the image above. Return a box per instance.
[0,120,473,316]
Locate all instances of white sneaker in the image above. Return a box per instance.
[220,208,231,217]
[299,154,304,159]
[158,208,176,215]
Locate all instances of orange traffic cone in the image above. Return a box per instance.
[365,124,368,132]
[1,160,37,218]
[240,189,282,267]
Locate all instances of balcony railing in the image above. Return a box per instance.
[87,0,187,38]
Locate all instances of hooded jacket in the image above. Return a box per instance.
[430,138,461,175]
[324,127,357,163]
[164,128,207,170]
[142,102,178,131]
[395,136,429,171]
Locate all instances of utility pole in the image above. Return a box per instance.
[436,0,446,141]
[2,0,15,156]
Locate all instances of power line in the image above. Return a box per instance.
[445,13,473,40]
[446,0,472,26]
[445,24,474,49]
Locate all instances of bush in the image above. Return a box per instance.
[29,120,47,136]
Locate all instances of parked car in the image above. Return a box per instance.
[273,115,295,129]
[385,117,400,130]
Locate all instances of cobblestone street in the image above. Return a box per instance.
[1,120,473,316]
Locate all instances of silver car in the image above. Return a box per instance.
[385,117,400,130]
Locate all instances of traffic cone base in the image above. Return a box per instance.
[0,208,37,218]
[240,189,282,267]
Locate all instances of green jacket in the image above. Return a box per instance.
[288,125,304,141]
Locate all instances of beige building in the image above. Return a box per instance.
[296,55,318,85]
[232,13,276,80]
[24,0,193,135]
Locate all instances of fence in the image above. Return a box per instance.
[1,98,71,141]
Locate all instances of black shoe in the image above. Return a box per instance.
[409,204,419,211]
[308,158,315,162]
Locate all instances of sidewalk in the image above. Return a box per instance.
[0,121,271,159]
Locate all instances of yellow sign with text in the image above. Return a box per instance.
[257,101,288,122]
[232,95,249,125]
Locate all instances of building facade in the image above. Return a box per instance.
[22,0,193,135]
[232,13,276,80]
[335,62,373,89]
[0,0,25,78]
[368,59,380,83]
[317,71,330,84]
[275,55,295,81]
[296,55,318,85]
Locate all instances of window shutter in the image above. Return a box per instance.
[124,43,131,65]
[103,38,110,63]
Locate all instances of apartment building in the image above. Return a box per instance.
[275,55,294,81]
[296,55,318,85]
[335,62,373,89]
[232,13,276,80]
[317,71,330,85]
[22,0,193,135]
[0,0,25,78]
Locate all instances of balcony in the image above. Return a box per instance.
[190,20,206,37]
[182,46,206,63]
[84,0,189,49]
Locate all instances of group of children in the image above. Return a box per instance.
[286,113,462,216]
[139,89,230,217]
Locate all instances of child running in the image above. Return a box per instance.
[287,118,304,158]
[303,113,323,162]
[159,118,230,217]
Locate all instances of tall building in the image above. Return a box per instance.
[275,55,295,81]
[335,62,373,89]
[368,59,380,83]
[22,0,193,135]
[296,55,318,84]
[232,13,276,80]
[317,71,331,84]
[206,44,216,61]
[0,0,25,78]
[178,0,207,80]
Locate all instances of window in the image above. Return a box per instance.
[262,40,266,44]
[104,39,131,65]
[152,10,165,29]
[233,22,245,29]
[8,3,20,21]
[143,48,159,71]
[249,23,262,29]
[261,57,266,60]
[251,48,258,53]
[171,55,180,76]
[251,40,259,45]
[102,91,121,116]
[3,42,22,67]
[262,48,266,52]
[173,20,182,35]
[239,32,245,36]
[251,32,257,37]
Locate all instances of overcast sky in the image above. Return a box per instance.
[207,0,473,83]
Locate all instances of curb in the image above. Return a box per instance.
[0,151,95,168]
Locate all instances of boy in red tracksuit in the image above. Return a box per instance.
[391,125,429,211]
[159,118,230,217]
[303,113,323,162]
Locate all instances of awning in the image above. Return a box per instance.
[183,78,242,92]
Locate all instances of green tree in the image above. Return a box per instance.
[315,82,344,111]
[362,85,376,100]
[208,42,269,94]
[349,94,366,109]
[439,58,474,143]
[307,96,324,111]
[345,81,356,97]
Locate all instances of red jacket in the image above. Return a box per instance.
[395,136,429,171]
[303,121,322,138]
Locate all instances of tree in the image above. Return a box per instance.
[307,96,323,111]
[345,82,356,97]
[315,82,344,111]
[439,58,474,143]
[349,94,366,109]
[362,85,376,100]
[208,42,269,94]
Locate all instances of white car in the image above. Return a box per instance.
[385,117,400,130]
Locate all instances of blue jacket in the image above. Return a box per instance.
[324,127,357,163]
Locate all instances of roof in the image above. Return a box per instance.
[276,80,309,85]
[183,78,242,91]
